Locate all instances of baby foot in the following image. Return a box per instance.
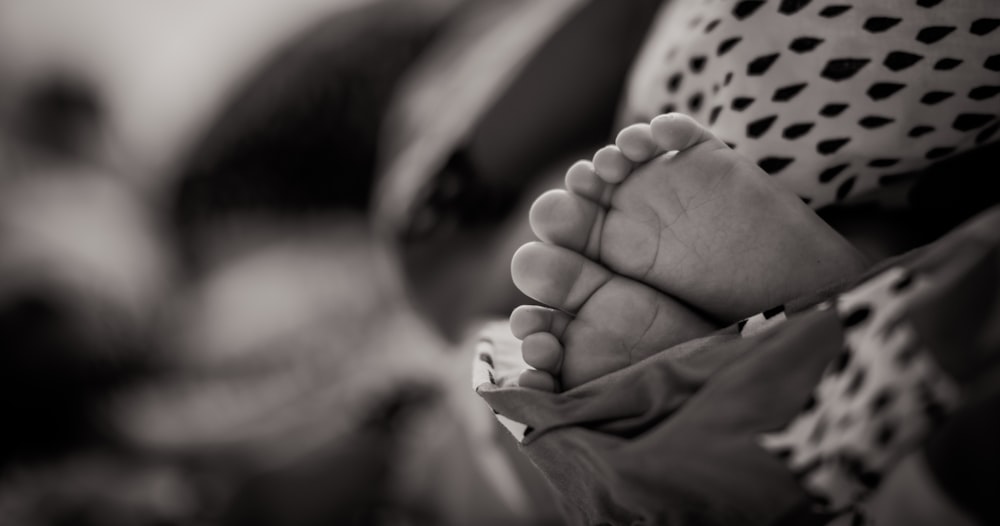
[512,113,868,391]
[509,246,716,391]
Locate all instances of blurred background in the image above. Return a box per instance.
[0,0,579,524]
[11,1,997,524]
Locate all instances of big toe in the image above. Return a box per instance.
[511,241,611,314]
[650,112,727,152]
[528,190,603,257]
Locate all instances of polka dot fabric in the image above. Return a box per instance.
[759,267,961,514]
[621,0,1000,208]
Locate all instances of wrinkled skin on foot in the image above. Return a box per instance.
[511,114,868,391]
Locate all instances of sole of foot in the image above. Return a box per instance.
[511,113,868,390]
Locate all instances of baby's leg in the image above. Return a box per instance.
[512,114,869,390]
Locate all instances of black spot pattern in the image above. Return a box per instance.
[844,305,872,327]
[934,57,963,70]
[837,176,857,200]
[779,0,813,15]
[732,97,755,111]
[624,0,1000,214]
[747,115,777,137]
[918,382,949,424]
[917,0,942,7]
[690,55,708,73]
[969,85,1000,100]
[733,1,765,19]
[916,26,956,45]
[952,113,995,131]
[688,92,704,112]
[759,156,795,174]
[773,83,808,101]
[875,422,896,447]
[667,73,683,93]
[820,103,849,117]
[717,37,742,56]
[859,115,894,128]
[748,53,781,75]
[709,105,723,125]
[920,91,953,104]
[890,272,914,293]
[783,122,815,139]
[819,163,849,182]
[867,83,905,100]
[883,51,923,71]
[818,138,851,154]
[790,37,824,53]
[819,5,852,18]
[845,367,867,397]
[832,348,853,373]
[853,465,882,490]
[764,252,968,510]
[864,17,902,33]
[821,58,870,81]
[970,18,1000,36]
[870,389,896,414]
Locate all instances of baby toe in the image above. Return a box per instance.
[521,332,563,373]
[510,305,570,340]
[518,369,558,392]
[565,160,613,205]
[615,123,657,162]
[528,189,603,255]
[592,145,632,184]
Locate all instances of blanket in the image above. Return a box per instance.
[474,205,1000,525]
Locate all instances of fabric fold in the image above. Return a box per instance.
[473,206,1000,525]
